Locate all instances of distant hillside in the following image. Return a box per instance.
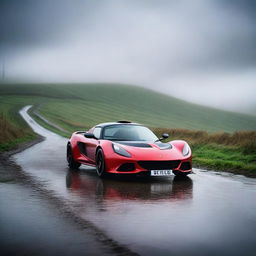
[0,83,256,133]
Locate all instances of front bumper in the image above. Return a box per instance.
[104,155,192,174]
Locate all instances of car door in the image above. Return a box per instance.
[86,127,101,164]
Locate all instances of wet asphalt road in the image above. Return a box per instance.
[11,106,256,256]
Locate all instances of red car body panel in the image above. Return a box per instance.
[68,124,192,175]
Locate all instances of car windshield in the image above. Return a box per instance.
[103,124,158,141]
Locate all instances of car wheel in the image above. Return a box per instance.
[96,149,106,178]
[173,170,189,177]
[67,144,81,169]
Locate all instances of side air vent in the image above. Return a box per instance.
[77,142,87,156]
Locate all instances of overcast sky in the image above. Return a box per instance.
[0,0,255,114]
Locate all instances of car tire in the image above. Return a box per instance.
[96,149,106,178]
[173,170,189,177]
[67,144,81,169]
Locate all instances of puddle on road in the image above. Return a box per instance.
[13,106,256,256]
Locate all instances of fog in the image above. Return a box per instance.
[0,0,255,114]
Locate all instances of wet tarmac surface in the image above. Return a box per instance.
[0,183,115,256]
[10,106,256,255]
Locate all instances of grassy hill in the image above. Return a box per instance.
[0,83,255,176]
[1,83,256,134]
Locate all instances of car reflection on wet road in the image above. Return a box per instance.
[66,171,193,202]
[13,106,256,256]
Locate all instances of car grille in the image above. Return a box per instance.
[138,160,181,170]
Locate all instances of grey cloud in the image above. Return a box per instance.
[0,0,97,49]
[1,0,256,114]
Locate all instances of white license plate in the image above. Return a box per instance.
[150,170,172,176]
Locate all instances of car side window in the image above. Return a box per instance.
[93,127,101,139]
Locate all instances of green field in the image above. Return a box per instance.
[0,83,255,176]
[1,83,256,132]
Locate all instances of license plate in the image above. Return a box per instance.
[150,170,172,176]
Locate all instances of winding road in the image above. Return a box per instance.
[10,106,256,255]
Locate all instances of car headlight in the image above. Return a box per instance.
[182,143,190,156]
[112,143,131,158]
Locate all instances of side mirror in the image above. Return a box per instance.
[155,133,169,142]
[84,132,96,139]
[162,133,169,139]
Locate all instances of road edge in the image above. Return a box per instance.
[0,107,140,256]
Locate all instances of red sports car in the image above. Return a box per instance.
[67,121,192,177]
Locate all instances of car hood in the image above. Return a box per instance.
[111,140,191,161]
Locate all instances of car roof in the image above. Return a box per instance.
[95,121,141,128]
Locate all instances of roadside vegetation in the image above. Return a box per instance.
[154,128,256,177]
[0,112,35,151]
[0,83,255,177]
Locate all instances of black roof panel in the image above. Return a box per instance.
[96,121,140,128]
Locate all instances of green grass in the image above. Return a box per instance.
[192,144,256,177]
[0,82,255,176]
[0,109,36,151]
[152,128,256,177]
[1,83,256,133]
